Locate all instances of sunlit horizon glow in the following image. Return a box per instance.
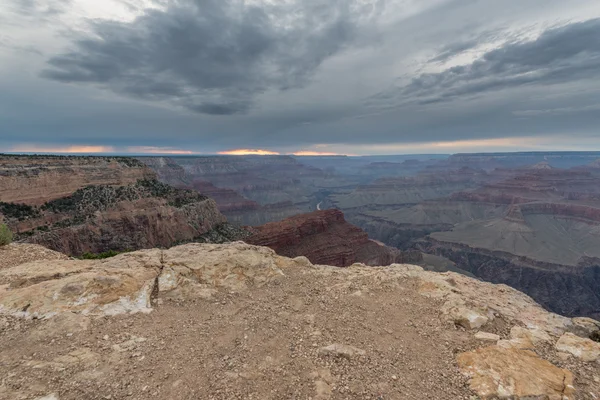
[8,145,116,153]
[218,149,280,155]
[5,135,600,156]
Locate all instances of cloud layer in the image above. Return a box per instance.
[1,0,600,154]
[42,0,382,115]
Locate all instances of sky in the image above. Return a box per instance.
[1,0,600,155]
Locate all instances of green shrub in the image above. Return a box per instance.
[79,250,124,260]
[0,224,13,246]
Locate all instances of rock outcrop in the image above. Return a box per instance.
[245,209,422,267]
[0,243,288,318]
[0,242,599,399]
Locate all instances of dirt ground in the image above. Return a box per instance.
[2,261,599,400]
[0,265,482,400]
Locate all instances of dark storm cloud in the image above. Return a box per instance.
[41,0,382,115]
[374,18,600,107]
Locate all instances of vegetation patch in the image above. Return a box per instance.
[0,223,13,246]
[192,223,252,245]
[0,202,41,221]
[78,250,128,260]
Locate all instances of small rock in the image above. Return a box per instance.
[449,307,489,330]
[319,343,366,359]
[36,395,59,400]
[474,332,500,342]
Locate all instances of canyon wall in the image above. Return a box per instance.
[246,209,422,267]
[0,156,238,256]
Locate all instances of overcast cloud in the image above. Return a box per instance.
[1,0,600,154]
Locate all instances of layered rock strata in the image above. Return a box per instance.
[246,209,422,267]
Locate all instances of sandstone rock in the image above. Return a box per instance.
[446,306,489,330]
[0,250,162,318]
[497,336,535,351]
[319,344,366,359]
[413,270,572,338]
[457,345,574,399]
[555,333,600,362]
[474,332,500,342]
[507,326,552,348]
[0,243,290,318]
[314,380,332,400]
[159,242,286,296]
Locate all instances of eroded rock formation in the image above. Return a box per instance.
[245,209,422,267]
[0,156,244,256]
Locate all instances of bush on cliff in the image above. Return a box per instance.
[0,223,13,246]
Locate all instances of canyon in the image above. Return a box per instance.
[343,161,600,319]
[2,152,600,320]
[139,152,600,320]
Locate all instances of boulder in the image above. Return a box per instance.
[555,333,600,362]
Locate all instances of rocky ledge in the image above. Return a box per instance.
[246,209,422,267]
[0,242,598,399]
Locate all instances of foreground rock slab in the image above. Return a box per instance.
[0,243,291,318]
[457,345,575,399]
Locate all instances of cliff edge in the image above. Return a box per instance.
[0,242,598,400]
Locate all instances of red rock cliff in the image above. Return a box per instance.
[246,209,422,267]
